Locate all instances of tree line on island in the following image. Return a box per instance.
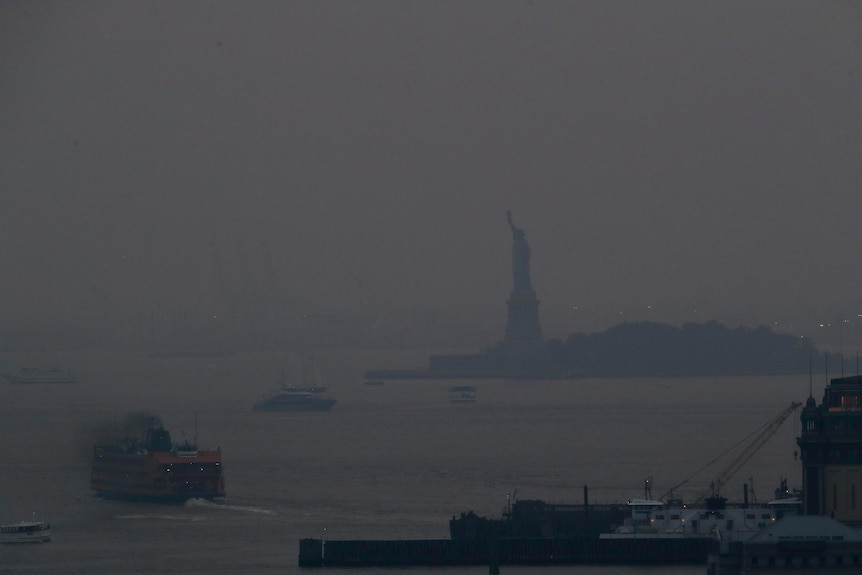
[490,320,838,378]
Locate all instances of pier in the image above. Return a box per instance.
[298,536,713,568]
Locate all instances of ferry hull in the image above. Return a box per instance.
[91,447,225,502]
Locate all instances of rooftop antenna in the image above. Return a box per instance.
[809,356,813,400]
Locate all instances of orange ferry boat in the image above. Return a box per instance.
[91,425,225,502]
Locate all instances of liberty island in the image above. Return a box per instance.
[365,212,823,380]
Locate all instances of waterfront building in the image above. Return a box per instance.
[798,375,862,524]
[706,515,862,574]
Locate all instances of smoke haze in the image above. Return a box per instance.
[2,1,861,351]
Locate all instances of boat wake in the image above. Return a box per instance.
[113,513,206,522]
[113,500,275,521]
[184,498,276,515]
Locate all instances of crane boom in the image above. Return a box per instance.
[691,401,801,506]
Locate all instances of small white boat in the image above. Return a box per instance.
[254,351,337,412]
[0,520,52,543]
[1,368,77,384]
[448,385,477,403]
[254,385,337,412]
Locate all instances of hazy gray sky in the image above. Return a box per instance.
[2,1,861,346]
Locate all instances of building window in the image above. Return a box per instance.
[842,394,861,409]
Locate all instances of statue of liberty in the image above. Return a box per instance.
[502,210,543,350]
[507,210,533,294]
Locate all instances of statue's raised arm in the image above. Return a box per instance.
[506,210,517,237]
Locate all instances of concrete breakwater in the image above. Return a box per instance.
[298,536,713,567]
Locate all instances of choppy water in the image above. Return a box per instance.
[0,349,812,574]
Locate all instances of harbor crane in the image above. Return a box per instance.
[660,401,802,506]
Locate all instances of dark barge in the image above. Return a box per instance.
[299,536,712,568]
